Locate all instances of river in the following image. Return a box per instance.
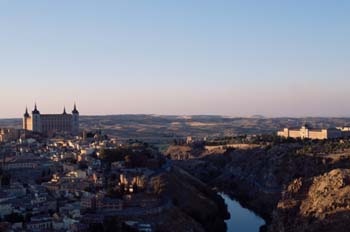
[220,193,265,232]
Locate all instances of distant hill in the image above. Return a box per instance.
[2,115,350,143]
[249,115,266,119]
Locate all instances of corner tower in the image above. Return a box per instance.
[31,103,42,132]
[23,107,30,130]
[72,103,79,135]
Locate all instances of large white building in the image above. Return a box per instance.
[277,124,350,140]
[23,104,79,135]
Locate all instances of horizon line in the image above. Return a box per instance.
[2,113,350,120]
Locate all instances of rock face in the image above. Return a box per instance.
[165,145,199,160]
[165,166,229,232]
[165,145,225,160]
[137,166,229,232]
[269,169,350,232]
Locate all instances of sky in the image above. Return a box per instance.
[0,0,350,118]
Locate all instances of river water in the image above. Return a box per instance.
[220,193,265,232]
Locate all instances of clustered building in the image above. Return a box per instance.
[0,128,20,142]
[0,122,167,231]
[277,124,350,140]
[23,104,79,135]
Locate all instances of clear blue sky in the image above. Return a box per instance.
[1,1,349,118]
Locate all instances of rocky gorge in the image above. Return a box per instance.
[170,140,350,231]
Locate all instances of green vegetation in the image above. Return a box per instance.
[99,142,164,168]
[3,213,23,223]
[204,134,287,146]
[0,168,11,186]
[296,139,350,156]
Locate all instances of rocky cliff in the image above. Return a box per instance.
[132,165,229,232]
[174,142,350,231]
[269,169,350,232]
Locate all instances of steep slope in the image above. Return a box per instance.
[269,169,350,232]
[175,142,350,230]
[130,166,229,232]
[166,166,229,232]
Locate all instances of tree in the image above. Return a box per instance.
[79,162,88,170]
[100,148,125,163]
[1,173,11,186]
[4,213,24,223]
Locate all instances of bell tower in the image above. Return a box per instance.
[23,107,30,130]
[72,103,79,135]
[31,103,42,132]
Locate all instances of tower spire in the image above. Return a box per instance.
[32,102,40,114]
[72,102,79,114]
[24,106,30,117]
[63,106,67,114]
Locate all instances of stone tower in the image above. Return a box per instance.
[23,107,30,130]
[72,103,79,135]
[31,103,42,132]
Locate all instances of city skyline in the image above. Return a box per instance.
[1,1,350,118]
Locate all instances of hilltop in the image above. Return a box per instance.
[2,115,350,144]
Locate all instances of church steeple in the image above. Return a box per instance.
[32,103,40,114]
[72,102,79,114]
[63,106,67,114]
[24,106,30,117]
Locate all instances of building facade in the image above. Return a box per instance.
[0,128,20,142]
[23,104,79,135]
[277,124,347,140]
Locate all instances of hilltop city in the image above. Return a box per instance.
[2,1,350,231]
[2,106,350,231]
[0,105,228,232]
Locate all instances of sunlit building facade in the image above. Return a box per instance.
[23,104,79,135]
